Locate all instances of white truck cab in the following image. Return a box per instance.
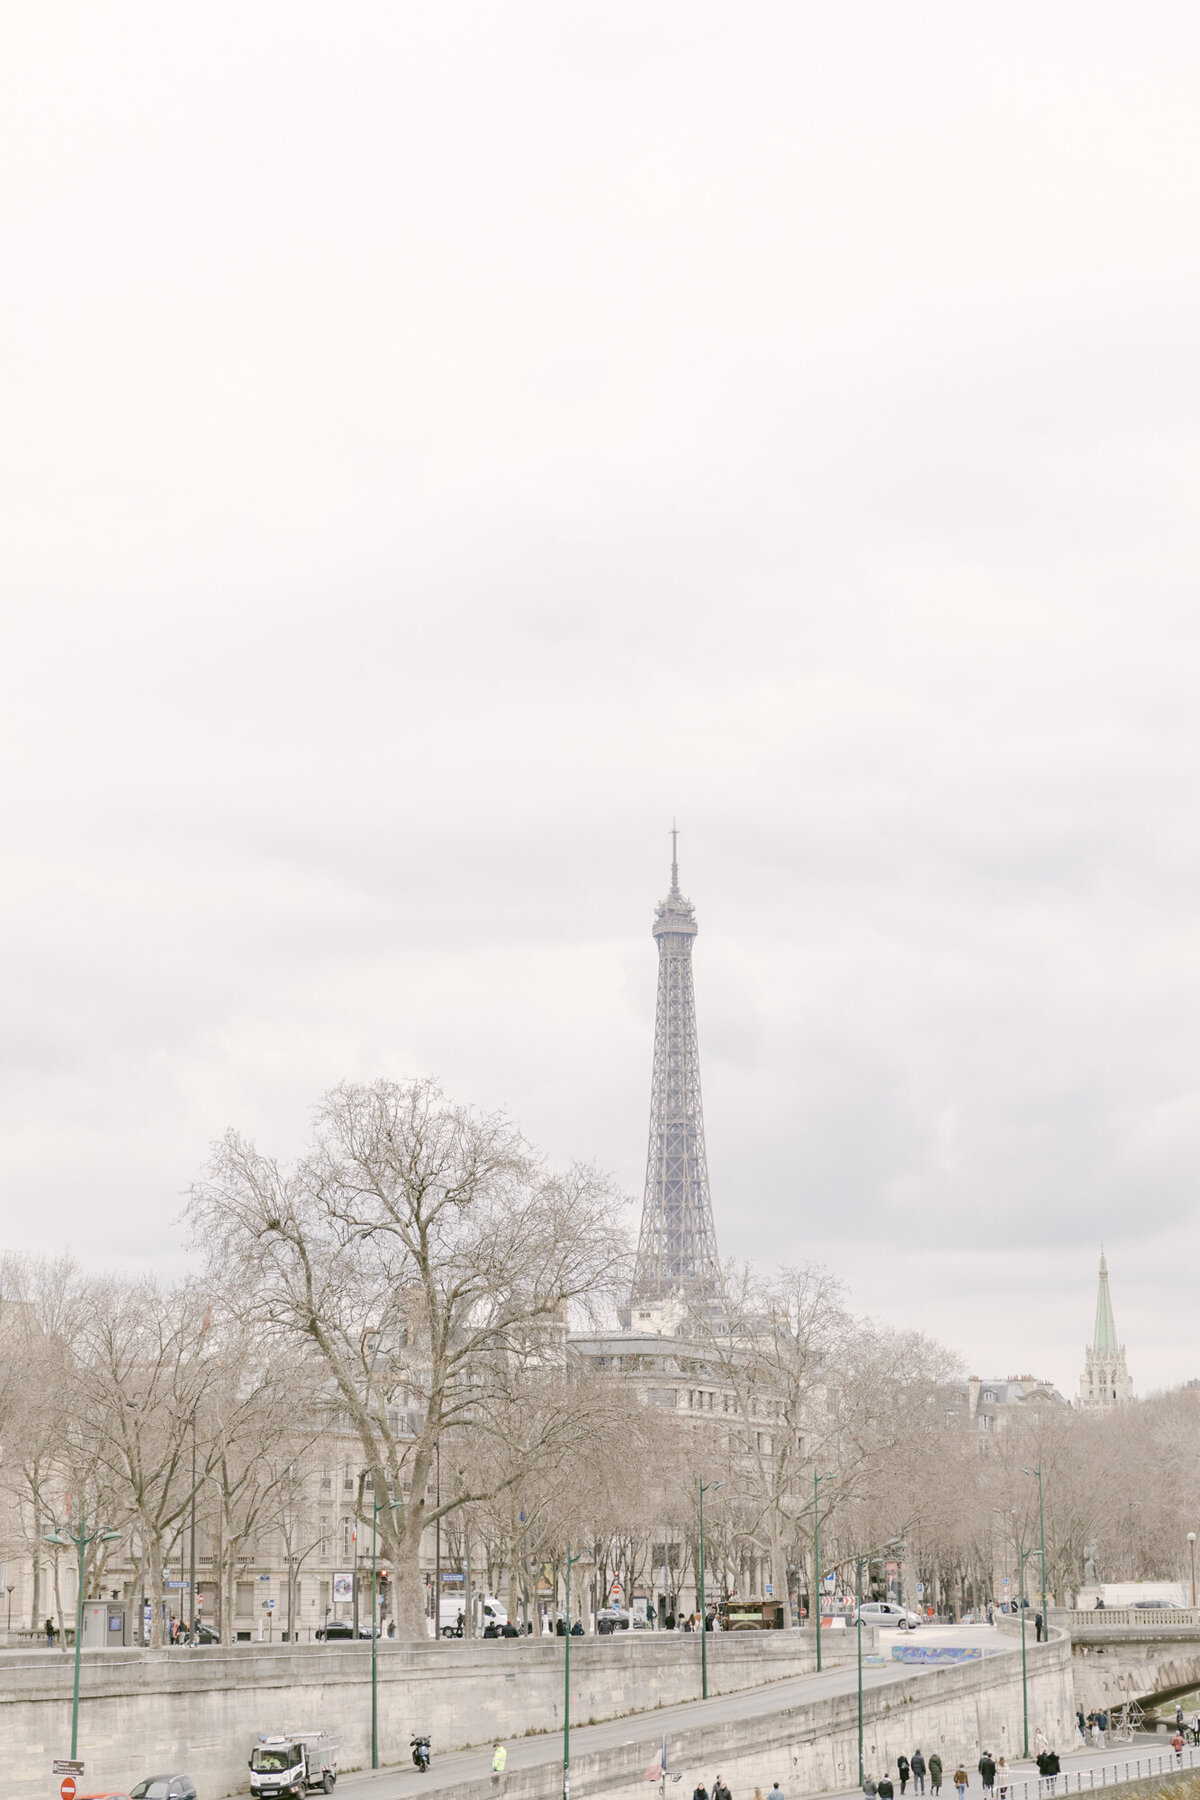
[249,1731,338,1797]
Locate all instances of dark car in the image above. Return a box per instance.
[315,1620,356,1640]
[130,1779,197,1800]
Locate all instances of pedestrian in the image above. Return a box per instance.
[928,1754,943,1797]
[863,1779,878,1798]
[1172,1734,1185,1766]
[987,1604,994,1626]
[770,1784,786,1800]
[952,1765,969,1800]
[978,1753,995,1797]
[1033,1728,1049,1760]
[912,1750,927,1795]
[1076,1711,1086,1748]
[45,1616,55,1648]
[878,1773,894,1800]
[491,1742,507,1789]
[995,1759,1009,1800]
[1097,1711,1108,1749]
[1034,1613,1043,1643]
[693,1785,708,1800]
[712,1776,732,1800]
[898,1755,911,1795]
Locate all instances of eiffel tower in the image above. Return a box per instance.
[629,829,722,1314]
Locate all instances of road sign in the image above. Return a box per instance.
[53,1764,84,1776]
[917,1582,925,1597]
[765,1585,774,1596]
[61,1778,78,1800]
[267,1599,275,1611]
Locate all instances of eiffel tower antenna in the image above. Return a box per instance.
[630,827,721,1312]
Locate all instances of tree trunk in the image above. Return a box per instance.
[393,1499,429,1641]
[30,1489,42,1630]
[769,1508,792,1628]
[147,1533,166,1648]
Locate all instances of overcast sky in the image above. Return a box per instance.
[5,3,1200,1394]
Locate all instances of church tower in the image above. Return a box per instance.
[1078,1249,1134,1409]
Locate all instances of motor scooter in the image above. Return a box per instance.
[411,1734,431,1772]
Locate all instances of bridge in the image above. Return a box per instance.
[1052,1609,1200,1716]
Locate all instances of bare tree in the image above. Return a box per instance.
[188,1078,629,1639]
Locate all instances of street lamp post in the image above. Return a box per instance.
[43,1513,122,1759]
[812,1471,835,1672]
[1022,1466,1048,1638]
[1016,1538,1044,1759]
[855,1538,903,1786]
[188,1410,198,1639]
[563,1543,582,1800]
[1189,1533,1197,1613]
[371,1492,404,1770]
[698,1478,722,1699]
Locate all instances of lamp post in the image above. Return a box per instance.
[1189,1533,1196,1612]
[43,1513,122,1758]
[812,1471,835,1672]
[371,1491,404,1770]
[856,1538,904,1786]
[1022,1466,1048,1637]
[698,1478,722,1699]
[1016,1538,1043,1759]
[563,1543,582,1800]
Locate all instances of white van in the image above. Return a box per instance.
[435,1593,508,1637]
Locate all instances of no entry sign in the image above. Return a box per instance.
[61,1778,78,1800]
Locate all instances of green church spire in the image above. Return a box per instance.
[1092,1247,1120,1360]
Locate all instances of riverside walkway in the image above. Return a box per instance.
[340,1625,1014,1800]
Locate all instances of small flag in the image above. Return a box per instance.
[644,1739,668,1781]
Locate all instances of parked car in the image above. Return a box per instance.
[129,1778,198,1800]
[854,1600,921,1630]
[315,1620,357,1640]
[1134,1599,1182,1610]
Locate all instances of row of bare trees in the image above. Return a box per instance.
[4,1076,1198,1644]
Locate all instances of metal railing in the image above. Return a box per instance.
[995,1741,1200,1800]
[1051,1608,1200,1631]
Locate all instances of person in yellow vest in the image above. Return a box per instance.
[492,1742,508,1789]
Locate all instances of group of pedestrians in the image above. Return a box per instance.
[864,1749,1031,1800]
[693,1778,787,1800]
[1077,1709,1109,1747]
[864,1749,946,1798]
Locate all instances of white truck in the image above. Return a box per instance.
[435,1593,508,1636]
[249,1731,338,1797]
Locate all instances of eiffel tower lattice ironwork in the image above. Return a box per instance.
[630,829,721,1311]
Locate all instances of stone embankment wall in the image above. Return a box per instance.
[462,1639,1076,1800]
[1,1628,851,1800]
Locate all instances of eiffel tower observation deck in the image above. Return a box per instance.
[629,830,722,1317]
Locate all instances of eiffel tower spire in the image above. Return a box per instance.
[630,829,721,1313]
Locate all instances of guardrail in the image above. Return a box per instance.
[1052,1609,1200,1631]
[997,1743,1200,1800]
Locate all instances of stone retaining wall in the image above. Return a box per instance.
[1,1629,850,1800]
